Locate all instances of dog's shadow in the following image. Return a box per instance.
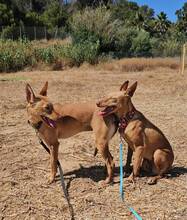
[57,164,108,183]
[56,164,187,183]
[167,166,187,178]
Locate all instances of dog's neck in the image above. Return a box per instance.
[117,100,136,133]
[117,99,135,118]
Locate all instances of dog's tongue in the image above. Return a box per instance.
[42,116,56,128]
[98,106,114,116]
[48,119,55,128]
[98,111,106,116]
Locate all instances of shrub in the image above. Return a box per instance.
[151,38,181,57]
[114,27,138,57]
[34,47,57,63]
[69,6,121,52]
[0,40,34,72]
[162,39,181,57]
[130,30,152,57]
[59,40,100,66]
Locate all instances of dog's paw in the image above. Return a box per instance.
[48,177,55,185]
[99,178,113,186]
[127,174,135,183]
[147,177,157,185]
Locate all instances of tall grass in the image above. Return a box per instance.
[100,58,179,72]
[0,40,34,72]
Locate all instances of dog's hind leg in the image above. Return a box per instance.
[147,149,174,185]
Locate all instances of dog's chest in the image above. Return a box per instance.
[122,121,143,149]
[107,124,116,140]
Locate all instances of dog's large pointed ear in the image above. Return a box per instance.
[120,80,129,91]
[39,81,48,96]
[126,81,137,97]
[26,84,36,103]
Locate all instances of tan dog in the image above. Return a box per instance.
[26,82,117,184]
[97,81,174,184]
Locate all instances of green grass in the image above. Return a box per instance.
[0,76,29,81]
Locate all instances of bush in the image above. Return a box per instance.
[0,39,100,72]
[114,27,138,57]
[69,6,121,52]
[151,38,181,57]
[130,30,152,57]
[59,40,100,66]
[34,47,57,63]
[161,39,181,57]
[0,40,34,72]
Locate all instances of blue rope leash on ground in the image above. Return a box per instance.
[119,142,143,220]
[119,142,124,201]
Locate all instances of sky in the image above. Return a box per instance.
[130,0,187,21]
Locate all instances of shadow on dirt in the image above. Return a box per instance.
[57,165,187,183]
[62,164,135,182]
[168,166,187,178]
[63,164,107,182]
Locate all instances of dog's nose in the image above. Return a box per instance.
[96,101,101,107]
[28,120,30,124]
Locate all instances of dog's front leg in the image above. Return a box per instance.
[49,141,59,184]
[128,146,144,183]
[124,145,133,174]
[96,141,114,184]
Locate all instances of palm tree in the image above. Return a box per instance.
[176,2,187,36]
[154,12,171,36]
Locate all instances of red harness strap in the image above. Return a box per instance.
[118,109,136,133]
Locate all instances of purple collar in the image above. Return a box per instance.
[118,108,136,133]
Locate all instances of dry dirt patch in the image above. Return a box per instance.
[0,68,187,220]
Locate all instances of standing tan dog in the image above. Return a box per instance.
[26,82,117,184]
[97,81,174,184]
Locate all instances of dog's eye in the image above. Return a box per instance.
[45,104,53,114]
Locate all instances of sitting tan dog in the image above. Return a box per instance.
[97,81,174,184]
[26,82,118,184]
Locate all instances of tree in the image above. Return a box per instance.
[176,2,187,37]
[137,5,155,31]
[41,1,68,29]
[154,12,171,37]
[0,3,15,26]
[25,11,42,26]
[70,0,112,8]
[111,0,139,27]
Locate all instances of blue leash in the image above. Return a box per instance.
[119,142,142,220]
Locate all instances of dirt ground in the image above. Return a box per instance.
[0,66,187,220]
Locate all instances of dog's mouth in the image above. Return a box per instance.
[41,115,56,128]
[98,106,116,117]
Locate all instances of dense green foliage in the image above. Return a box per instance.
[0,39,100,72]
[0,0,186,72]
